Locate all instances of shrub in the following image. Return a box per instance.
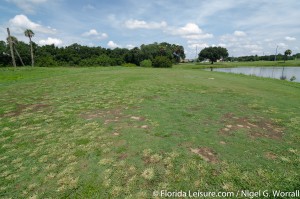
[36,55,57,67]
[111,58,124,66]
[95,55,112,66]
[140,59,152,67]
[79,55,112,66]
[122,63,137,67]
[152,56,172,68]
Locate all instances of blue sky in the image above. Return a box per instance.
[1,0,299,58]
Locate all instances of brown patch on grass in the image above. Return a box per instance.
[80,112,102,120]
[219,113,283,140]
[178,142,194,148]
[80,108,123,120]
[140,125,149,129]
[219,141,226,145]
[265,152,277,160]
[142,155,160,164]
[171,132,183,137]
[2,103,50,117]
[144,95,160,100]
[114,140,127,147]
[118,153,128,160]
[80,109,149,128]
[112,132,120,136]
[130,116,145,121]
[190,147,219,164]
[187,105,203,112]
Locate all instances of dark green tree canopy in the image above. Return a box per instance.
[0,40,185,67]
[284,49,292,56]
[198,46,228,64]
[152,56,172,68]
[284,49,292,62]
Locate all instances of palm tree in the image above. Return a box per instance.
[284,49,292,63]
[6,28,16,67]
[281,49,292,79]
[24,29,35,67]
[6,36,25,66]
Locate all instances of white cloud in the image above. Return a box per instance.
[219,30,267,56]
[126,44,135,49]
[38,37,62,46]
[264,38,273,42]
[285,36,296,41]
[83,29,98,36]
[176,23,202,35]
[220,35,237,43]
[183,33,213,40]
[124,19,167,29]
[188,43,209,49]
[107,41,121,49]
[220,31,248,43]
[82,29,108,39]
[8,14,56,34]
[7,0,48,13]
[244,44,262,50]
[187,40,209,50]
[277,42,287,48]
[218,43,227,47]
[171,23,213,40]
[234,31,246,37]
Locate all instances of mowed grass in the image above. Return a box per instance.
[0,66,300,198]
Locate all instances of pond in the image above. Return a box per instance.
[208,67,300,83]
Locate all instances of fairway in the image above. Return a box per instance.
[0,66,300,198]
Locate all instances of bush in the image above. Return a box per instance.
[122,63,137,67]
[79,55,112,66]
[152,56,172,68]
[140,59,152,67]
[111,58,124,66]
[36,55,57,67]
[94,55,112,66]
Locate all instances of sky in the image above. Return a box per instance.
[0,0,299,58]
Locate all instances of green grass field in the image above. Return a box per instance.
[1,66,300,198]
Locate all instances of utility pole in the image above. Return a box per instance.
[195,46,198,62]
[7,28,16,67]
[274,45,278,61]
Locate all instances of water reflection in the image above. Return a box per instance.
[209,67,300,82]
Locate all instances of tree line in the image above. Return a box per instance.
[227,52,298,62]
[2,33,298,68]
[0,38,185,68]
[197,47,297,64]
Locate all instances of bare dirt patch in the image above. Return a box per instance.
[190,147,219,164]
[219,113,283,140]
[140,125,149,129]
[2,103,50,117]
[130,116,145,121]
[80,108,123,121]
[114,140,127,147]
[118,153,128,160]
[80,109,148,128]
[264,152,277,160]
[178,141,194,148]
[112,132,120,136]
